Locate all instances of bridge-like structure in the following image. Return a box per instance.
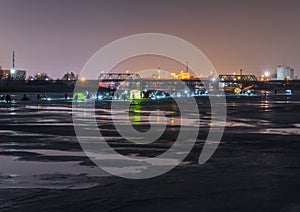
[218,74,257,82]
[97,73,259,93]
[218,74,259,92]
[98,73,141,81]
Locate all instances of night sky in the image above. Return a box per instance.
[0,0,300,78]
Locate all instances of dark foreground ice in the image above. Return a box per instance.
[0,94,299,211]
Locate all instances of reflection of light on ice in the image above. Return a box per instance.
[170,117,175,125]
[259,128,300,135]
[0,156,107,189]
[86,152,181,169]
[224,121,256,128]
[105,166,148,175]
[260,100,269,109]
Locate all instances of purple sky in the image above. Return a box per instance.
[0,0,300,79]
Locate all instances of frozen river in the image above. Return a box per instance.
[0,94,299,210]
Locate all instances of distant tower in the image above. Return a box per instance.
[12,51,15,69]
[240,69,243,75]
[186,61,189,72]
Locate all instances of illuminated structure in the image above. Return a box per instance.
[171,63,191,80]
[62,72,78,81]
[96,71,260,99]
[171,71,191,80]
[130,89,142,99]
[29,72,50,81]
[99,73,141,81]
[218,74,258,92]
[219,74,257,82]
[0,52,26,80]
[0,69,10,80]
[12,70,26,80]
[73,92,86,101]
[277,66,294,80]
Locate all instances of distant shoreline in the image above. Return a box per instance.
[0,80,76,93]
[1,80,300,93]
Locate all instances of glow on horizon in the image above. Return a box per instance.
[0,0,299,78]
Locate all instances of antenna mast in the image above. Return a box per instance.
[186,61,189,72]
[12,51,15,69]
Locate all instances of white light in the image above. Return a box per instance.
[265,72,270,77]
[10,69,16,74]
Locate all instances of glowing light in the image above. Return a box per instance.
[170,118,175,125]
[10,69,16,74]
[265,72,270,77]
[130,89,142,100]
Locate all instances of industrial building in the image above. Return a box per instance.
[0,67,26,80]
[277,65,294,80]
[0,52,26,80]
